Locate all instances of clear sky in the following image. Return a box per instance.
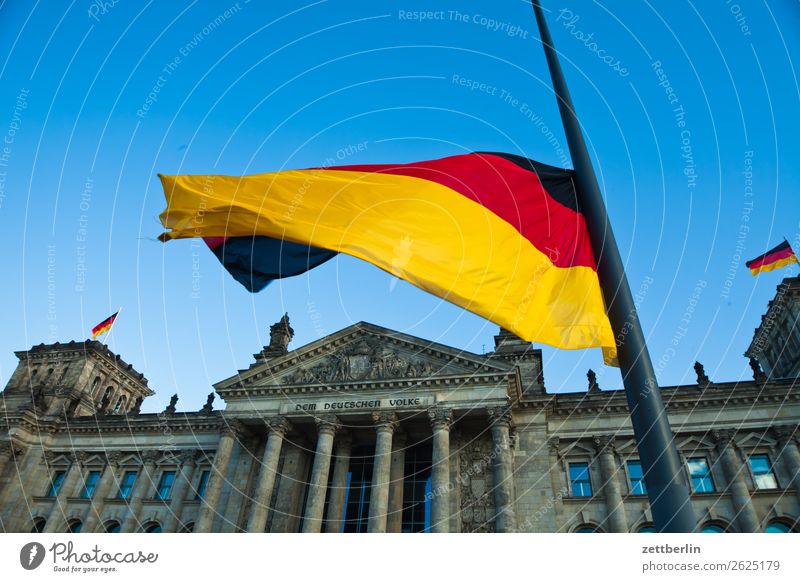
[0,0,798,412]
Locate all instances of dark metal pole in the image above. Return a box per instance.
[530,0,696,532]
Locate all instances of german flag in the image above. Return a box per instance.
[158,152,616,361]
[746,240,799,276]
[91,312,118,339]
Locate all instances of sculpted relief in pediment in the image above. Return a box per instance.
[280,337,458,385]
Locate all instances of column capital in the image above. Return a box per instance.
[174,449,199,467]
[547,436,561,456]
[0,440,24,459]
[710,429,736,448]
[315,414,341,436]
[428,406,452,431]
[487,406,513,429]
[219,419,247,440]
[372,412,399,433]
[140,450,161,465]
[105,450,124,468]
[772,424,799,445]
[592,434,616,454]
[265,416,292,437]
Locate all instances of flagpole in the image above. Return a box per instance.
[530,1,696,532]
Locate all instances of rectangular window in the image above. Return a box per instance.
[627,460,647,495]
[569,462,592,497]
[47,470,66,497]
[155,470,176,500]
[749,454,778,489]
[687,458,716,493]
[81,470,101,498]
[195,470,210,500]
[117,470,137,499]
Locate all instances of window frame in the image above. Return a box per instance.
[747,453,779,490]
[194,469,211,500]
[117,470,138,499]
[567,461,593,498]
[155,470,177,500]
[47,470,67,497]
[81,469,102,499]
[686,457,716,493]
[626,459,647,496]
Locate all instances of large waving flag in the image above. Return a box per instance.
[91,311,119,339]
[158,152,616,361]
[746,240,798,276]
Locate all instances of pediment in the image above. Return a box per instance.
[217,322,513,390]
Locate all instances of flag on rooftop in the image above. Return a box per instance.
[91,311,119,339]
[746,240,798,276]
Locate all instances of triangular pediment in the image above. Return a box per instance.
[216,322,514,390]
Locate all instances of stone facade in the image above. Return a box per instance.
[1,283,799,533]
[746,276,800,379]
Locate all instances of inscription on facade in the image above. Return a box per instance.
[282,396,433,414]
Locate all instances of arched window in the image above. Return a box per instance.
[143,522,162,533]
[574,525,600,533]
[56,366,69,385]
[638,524,656,533]
[700,523,726,533]
[45,368,54,384]
[104,521,121,533]
[67,520,83,533]
[112,395,127,414]
[91,377,101,395]
[765,522,793,533]
[30,517,46,533]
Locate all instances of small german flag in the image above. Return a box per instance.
[91,312,119,339]
[746,240,799,276]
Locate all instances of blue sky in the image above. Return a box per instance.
[0,0,798,412]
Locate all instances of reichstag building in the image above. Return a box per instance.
[1,277,798,533]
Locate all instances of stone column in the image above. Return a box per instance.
[773,425,800,506]
[0,441,20,482]
[367,412,398,533]
[593,435,628,533]
[711,430,760,532]
[324,433,352,533]
[301,415,340,533]
[43,452,85,533]
[247,417,291,533]
[120,451,159,533]
[195,421,243,533]
[386,431,407,533]
[81,451,122,533]
[162,450,198,532]
[428,407,452,533]
[488,407,518,533]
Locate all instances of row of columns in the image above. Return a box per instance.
[586,426,800,533]
[212,406,518,534]
[24,448,204,533]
